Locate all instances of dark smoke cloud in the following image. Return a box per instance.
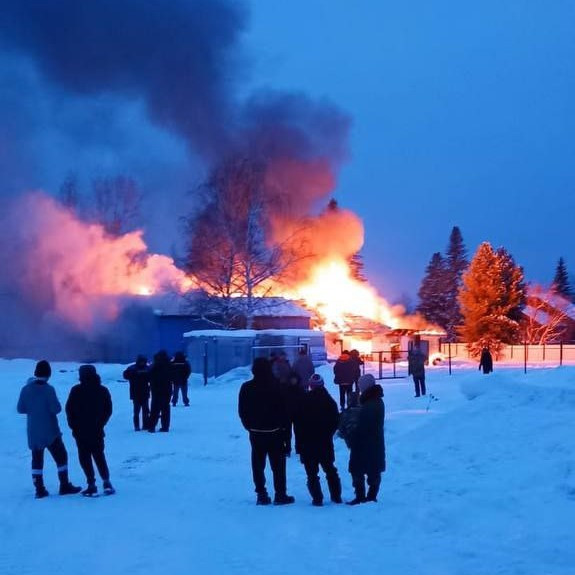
[0,0,351,360]
[0,0,246,160]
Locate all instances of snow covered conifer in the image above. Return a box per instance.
[444,226,468,341]
[552,257,572,300]
[417,252,449,329]
[458,242,525,356]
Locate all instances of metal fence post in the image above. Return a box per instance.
[524,341,527,374]
[204,341,209,386]
[448,341,452,375]
[560,341,563,366]
[378,351,383,380]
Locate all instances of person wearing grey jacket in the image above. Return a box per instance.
[17,360,81,499]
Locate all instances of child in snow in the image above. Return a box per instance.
[66,365,114,496]
[16,360,81,499]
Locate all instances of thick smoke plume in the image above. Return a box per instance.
[0,0,352,358]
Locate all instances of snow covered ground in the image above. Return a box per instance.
[1,358,574,575]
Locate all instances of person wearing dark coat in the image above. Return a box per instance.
[292,350,315,390]
[281,371,306,456]
[66,365,114,496]
[347,374,386,505]
[272,352,291,385]
[349,349,364,392]
[479,348,494,374]
[123,355,150,431]
[295,373,342,506]
[333,351,356,410]
[148,350,173,432]
[171,351,192,407]
[238,357,295,506]
[408,345,427,397]
[17,360,81,499]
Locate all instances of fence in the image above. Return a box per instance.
[438,342,575,365]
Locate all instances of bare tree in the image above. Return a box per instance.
[91,175,143,235]
[185,158,305,328]
[523,285,569,344]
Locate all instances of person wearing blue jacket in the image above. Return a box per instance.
[17,360,81,499]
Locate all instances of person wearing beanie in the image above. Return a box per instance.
[238,357,295,506]
[171,351,192,407]
[294,373,342,506]
[123,355,151,431]
[66,365,114,496]
[346,374,386,505]
[17,360,81,499]
[148,350,174,432]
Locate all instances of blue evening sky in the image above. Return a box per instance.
[247,0,575,302]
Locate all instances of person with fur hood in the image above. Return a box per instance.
[346,373,386,505]
[17,360,81,499]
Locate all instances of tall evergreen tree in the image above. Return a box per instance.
[459,242,525,356]
[444,226,468,340]
[417,252,450,328]
[552,257,572,299]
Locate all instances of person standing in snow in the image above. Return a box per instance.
[238,357,295,506]
[333,350,356,410]
[17,360,81,499]
[148,350,173,432]
[349,349,364,393]
[347,374,385,505]
[295,373,342,506]
[292,349,315,390]
[408,344,427,397]
[479,347,493,374]
[281,371,306,457]
[123,355,151,431]
[171,351,192,407]
[272,351,291,385]
[65,365,114,496]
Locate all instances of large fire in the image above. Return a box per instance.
[285,259,401,332]
[13,192,406,336]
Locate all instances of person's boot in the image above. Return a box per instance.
[33,475,49,499]
[256,491,272,506]
[273,493,295,505]
[307,477,323,507]
[82,482,98,497]
[58,470,82,495]
[103,480,116,496]
[327,472,343,504]
[347,478,366,505]
[366,485,379,502]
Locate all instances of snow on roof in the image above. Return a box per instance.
[184,328,323,339]
[526,288,575,322]
[153,295,312,318]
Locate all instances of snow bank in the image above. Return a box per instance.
[1,359,574,575]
